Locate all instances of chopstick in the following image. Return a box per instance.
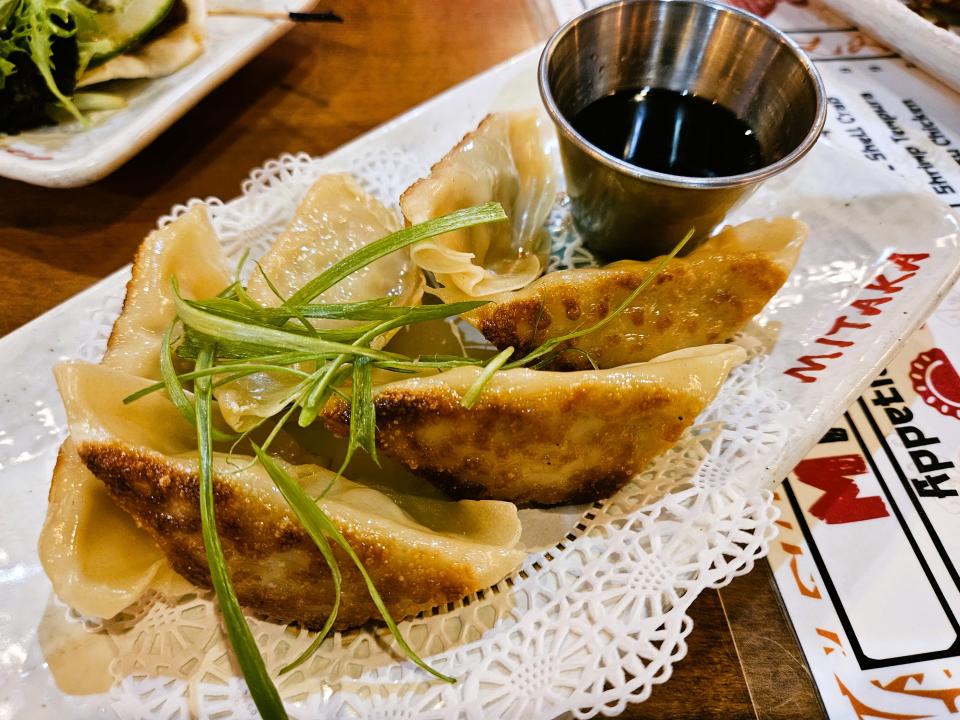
[207,8,343,22]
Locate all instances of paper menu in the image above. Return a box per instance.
[755,4,960,718]
[545,0,960,717]
[772,315,960,717]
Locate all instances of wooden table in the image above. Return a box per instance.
[0,2,826,717]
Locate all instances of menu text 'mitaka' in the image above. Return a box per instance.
[784,253,931,384]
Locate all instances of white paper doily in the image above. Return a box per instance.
[71,150,790,720]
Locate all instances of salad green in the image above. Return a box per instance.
[0,0,176,132]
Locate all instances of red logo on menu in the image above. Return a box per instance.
[794,455,890,524]
[909,348,960,422]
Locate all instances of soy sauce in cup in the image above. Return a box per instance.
[571,87,766,178]
[538,0,826,260]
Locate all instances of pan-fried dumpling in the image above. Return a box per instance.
[39,205,231,618]
[216,173,425,431]
[322,345,745,506]
[56,361,525,629]
[466,218,805,370]
[400,111,556,302]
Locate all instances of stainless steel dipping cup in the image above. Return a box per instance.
[539,0,826,260]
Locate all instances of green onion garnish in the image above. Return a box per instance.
[195,346,289,719]
[253,446,455,684]
[286,202,507,307]
[173,292,403,361]
[461,346,514,409]
[341,356,378,469]
[126,197,689,706]
[142,201,508,702]
[157,323,239,443]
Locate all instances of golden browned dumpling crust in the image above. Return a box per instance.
[78,440,516,630]
[52,348,524,630]
[467,253,785,371]
[322,346,744,506]
[466,218,806,370]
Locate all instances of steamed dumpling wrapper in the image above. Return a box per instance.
[400,110,556,302]
[41,440,191,618]
[39,206,230,618]
[77,0,206,88]
[103,204,233,379]
[245,174,422,313]
[322,345,745,506]
[56,361,525,629]
[466,218,806,370]
[215,173,425,431]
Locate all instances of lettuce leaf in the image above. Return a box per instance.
[0,50,15,91]
[16,0,89,120]
[0,0,20,88]
[0,0,104,124]
[0,0,16,27]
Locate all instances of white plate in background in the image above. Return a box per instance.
[0,0,314,188]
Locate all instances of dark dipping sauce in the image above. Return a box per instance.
[571,87,766,178]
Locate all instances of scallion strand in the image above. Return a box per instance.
[371,356,486,372]
[124,363,311,405]
[181,296,381,342]
[158,323,238,443]
[244,446,343,676]
[461,346,514,409]
[294,311,402,429]
[253,448,454,684]
[255,262,317,335]
[298,362,352,428]
[286,202,506,307]
[194,346,288,719]
[190,296,404,324]
[350,356,377,464]
[174,289,403,362]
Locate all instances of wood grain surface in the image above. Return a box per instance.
[0,2,826,717]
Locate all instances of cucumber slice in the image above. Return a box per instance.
[85,0,177,67]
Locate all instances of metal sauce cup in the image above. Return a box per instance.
[539,0,826,260]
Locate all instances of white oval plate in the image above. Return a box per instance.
[0,0,313,188]
[1,47,959,718]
